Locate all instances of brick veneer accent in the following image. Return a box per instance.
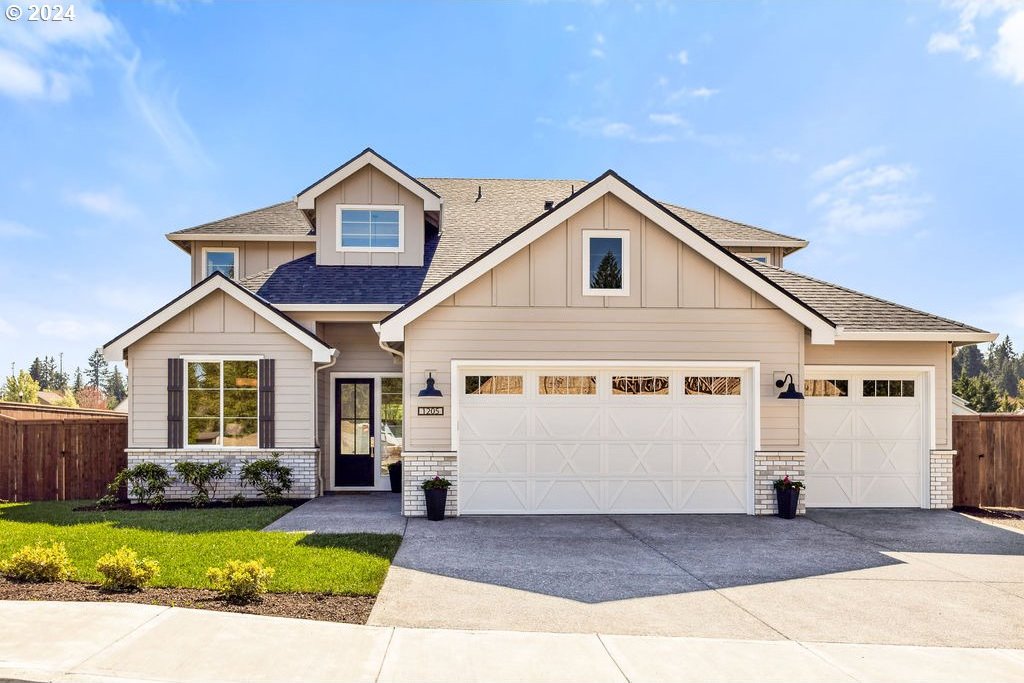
[754,451,806,516]
[402,451,458,517]
[929,449,956,509]
[125,449,318,501]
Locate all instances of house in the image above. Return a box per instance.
[951,394,977,416]
[103,148,996,515]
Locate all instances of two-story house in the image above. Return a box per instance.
[103,148,995,516]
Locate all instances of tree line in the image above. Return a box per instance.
[3,349,127,410]
[953,337,1024,412]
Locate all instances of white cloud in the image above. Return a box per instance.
[810,147,885,184]
[929,1,1024,86]
[771,148,801,163]
[993,10,1024,83]
[590,32,605,58]
[649,112,686,126]
[65,189,139,220]
[674,49,689,65]
[36,317,115,341]
[564,24,577,32]
[566,117,674,144]
[0,220,38,238]
[666,86,719,102]
[0,317,17,339]
[590,47,606,59]
[927,32,982,60]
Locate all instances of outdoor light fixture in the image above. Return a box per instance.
[418,372,443,397]
[775,373,805,400]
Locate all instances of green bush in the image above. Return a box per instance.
[95,546,160,592]
[0,542,75,583]
[239,455,293,503]
[101,462,173,507]
[174,460,231,507]
[207,559,275,603]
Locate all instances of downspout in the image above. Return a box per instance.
[314,347,341,496]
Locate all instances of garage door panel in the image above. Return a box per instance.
[533,407,600,439]
[805,405,855,438]
[858,476,920,507]
[534,479,601,513]
[857,441,920,472]
[683,480,746,512]
[607,407,674,440]
[463,480,528,513]
[608,480,674,512]
[680,406,747,440]
[856,409,921,440]
[461,407,527,440]
[607,444,674,475]
[460,443,528,475]
[805,476,855,507]
[807,441,855,472]
[533,443,601,476]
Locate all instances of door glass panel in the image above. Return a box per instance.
[380,377,403,476]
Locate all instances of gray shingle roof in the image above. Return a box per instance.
[661,202,806,248]
[168,201,313,237]
[745,258,987,334]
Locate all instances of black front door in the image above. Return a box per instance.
[335,378,375,487]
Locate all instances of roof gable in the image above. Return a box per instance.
[102,273,335,363]
[296,148,441,212]
[378,170,837,344]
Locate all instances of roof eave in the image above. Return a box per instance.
[166,233,316,242]
[835,330,998,344]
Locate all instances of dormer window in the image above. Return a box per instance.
[337,205,404,252]
[203,247,238,279]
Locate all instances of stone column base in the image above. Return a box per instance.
[930,449,956,509]
[402,451,458,517]
[754,451,806,516]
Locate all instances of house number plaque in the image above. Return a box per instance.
[417,406,444,416]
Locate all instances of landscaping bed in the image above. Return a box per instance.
[954,505,1024,533]
[73,499,309,513]
[0,580,375,623]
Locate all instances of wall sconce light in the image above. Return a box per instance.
[775,373,805,400]
[418,372,443,397]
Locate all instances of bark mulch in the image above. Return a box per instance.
[954,505,1024,533]
[73,500,307,512]
[0,580,375,624]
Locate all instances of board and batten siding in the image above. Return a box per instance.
[126,290,317,448]
[190,240,315,285]
[314,165,426,267]
[805,340,952,450]
[403,192,804,452]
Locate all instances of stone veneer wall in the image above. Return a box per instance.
[402,451,458,517]
[126,449,318,501]
[929,449,956,509]
[754,451,806,516]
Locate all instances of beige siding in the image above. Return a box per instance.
[314,165,426,267]
[190,241,315,285]
[805,340,953,449]
[126,291,317,448]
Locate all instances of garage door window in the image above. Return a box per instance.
[684,376,742,396]
[538,375,597,395]
[804,379,849,397]
[465,375,523,395]
[863,379,915,397]
[611,376,670,395]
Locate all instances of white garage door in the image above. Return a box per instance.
[457,365,754,514]
[804,370,928,508]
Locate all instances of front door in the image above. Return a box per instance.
[335,378,375,487]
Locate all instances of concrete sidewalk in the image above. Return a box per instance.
[3,601,1024,683]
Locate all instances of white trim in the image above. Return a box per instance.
[182,357,260,450]
[449,359,761,515]
[835,330,997,343]
[201,247,240,280]
[582,229,630,297]
[276,304,402,312]
[102,276,335,363]
[805,364,935,508]
[296,150,442,211]
[327,372,403,492]
[336,204,405,253]
[168,234,315,243]
[743,252,772,266]
[379,174,836,344]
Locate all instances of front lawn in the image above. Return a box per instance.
[0,501,401,596]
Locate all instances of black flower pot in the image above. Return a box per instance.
[388,462,402,493]
[424,488,448,521]
[776,487,800,519]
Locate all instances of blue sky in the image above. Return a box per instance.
[1,0,1023,377]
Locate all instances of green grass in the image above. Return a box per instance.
[0,501,401,596]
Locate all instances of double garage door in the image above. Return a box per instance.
[457,365,754,514]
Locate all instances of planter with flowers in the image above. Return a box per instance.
[421,475,453,521]
[773,476,804,519]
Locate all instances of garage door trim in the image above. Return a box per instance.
[451,359,761,515]
[805,365,935,508]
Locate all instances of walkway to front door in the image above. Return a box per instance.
[262,493,406,535]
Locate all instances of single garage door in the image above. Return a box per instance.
[804,370,928,507]
[457,365,754,514]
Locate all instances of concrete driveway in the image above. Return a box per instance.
[369,510,1024,648]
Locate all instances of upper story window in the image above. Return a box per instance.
[203,247,238,279]
[583,229,630,296]
[337,205,404,252]
[747,253,771,265]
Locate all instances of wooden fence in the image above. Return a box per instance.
[952,414,1024,508]
[0,402,127,502]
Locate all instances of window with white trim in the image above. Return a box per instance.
[337,205,403,251]
[583,229,629,296]
[186,360,259,446]
[203,248,238,279]
[747,253,771,265]
[863,379,915,398]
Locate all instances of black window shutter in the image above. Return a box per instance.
[259,358,275,449]
[167,358,184,448]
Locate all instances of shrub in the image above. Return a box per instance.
[101,462,173,507]
[174,460,231,507]
[239,455,293,503]
[421,475,453,491]
[228,493,247,507]
[95,546,160,592]
[207,559,275,604]
[0,542,75,583]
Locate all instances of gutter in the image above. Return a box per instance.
[313,347,341,495]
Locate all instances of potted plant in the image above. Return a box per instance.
[388,461,402,493]
[421,475,452,521]
[773,476,804,519]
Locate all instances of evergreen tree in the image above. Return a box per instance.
[51,370,69,392]
[590,250,622,289]
[973,374,999,412]
[952,345,984,379]
[104,366,127,403]
[41,355,58,390]
[28,357,43,385]
[71,367,84,393]
[87,349,109,389]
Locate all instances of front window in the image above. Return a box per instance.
[186,359,258,446]
[380,377,404,476]
[583,229,629,296]
[337,205,403,251]
[204,249,237,279]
